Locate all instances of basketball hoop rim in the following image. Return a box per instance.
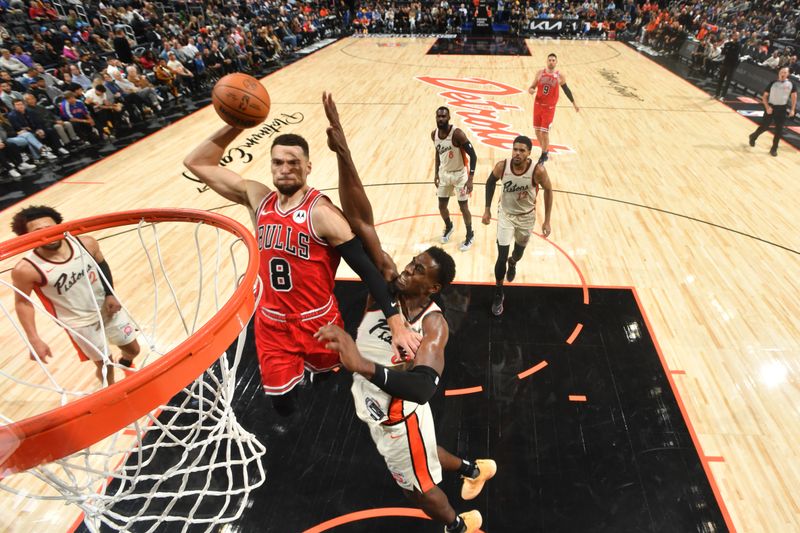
[0,208,260,476]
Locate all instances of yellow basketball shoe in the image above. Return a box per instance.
[461,459,497,500]
[444,510,483,533]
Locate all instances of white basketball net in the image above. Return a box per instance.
[0,216,266,532]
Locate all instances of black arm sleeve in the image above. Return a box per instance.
[337,236,399,319]
[562,84,575,103]
[97,259,114,296]
[485,172,499,208]
[462,141,477,175]
[369,364,440,404]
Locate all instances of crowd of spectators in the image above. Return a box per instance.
[1,0,798,183]
[346,0,635,36]
[345,0,799,100]
[638,0,798,79]
[344,0,798,66]
[0,0,344,183]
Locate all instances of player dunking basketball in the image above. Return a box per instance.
[528,53,579,162]
[317,93,495,533]
[184,101,420,416]
[433,107,478,252]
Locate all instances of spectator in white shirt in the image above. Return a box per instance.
[760,51,781,69]
[84,84,123,137]
[0,48,28,75]
[106,58,126,78]
[166,52,194,89]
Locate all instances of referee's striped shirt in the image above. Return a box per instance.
[764,79,796,106]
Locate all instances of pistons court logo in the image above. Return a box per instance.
[415,76,575,154]
[293,210,307,223]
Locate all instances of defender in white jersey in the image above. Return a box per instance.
[432,107,478,252]
[11,205,140,385]
[318,96,494,533]
[316,249,493,533]
[481,135,553,316]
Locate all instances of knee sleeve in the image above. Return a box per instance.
[495,243,510,282]
[511,243,526,262]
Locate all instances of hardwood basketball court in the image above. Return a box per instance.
[1,36,798,532]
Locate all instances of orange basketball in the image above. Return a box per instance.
[212,73,271,128]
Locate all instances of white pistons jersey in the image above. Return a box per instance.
[499,158,538,216]
[352,299,443,426]
[24,240,107,328]
[434,126,467,175]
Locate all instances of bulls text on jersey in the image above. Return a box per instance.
[256,223,311,259]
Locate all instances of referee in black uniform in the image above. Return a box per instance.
[749,67,797,156]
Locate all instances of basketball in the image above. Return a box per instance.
[211,73,271,128]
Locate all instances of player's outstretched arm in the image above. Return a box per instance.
[535,163,553,238]
[11,262,52,363]
[312,201,422,358]
[322,92,397,280]
[183,125,269,213]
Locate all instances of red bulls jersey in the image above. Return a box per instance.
[535,70,561,107]
[255,188,340,315]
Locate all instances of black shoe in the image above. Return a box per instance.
[538,151,549,164]
[770,148,777,157]
[491,289,504,316]
[459,231,474,252]
[506,258,517,282]
[442,221,455,243]
[748,134,756,147]
[271,392,297,417]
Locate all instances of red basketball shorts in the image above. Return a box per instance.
[533,103,556,132]
[254,296,343,395]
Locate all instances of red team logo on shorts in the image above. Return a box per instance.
[415,76,575,154]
